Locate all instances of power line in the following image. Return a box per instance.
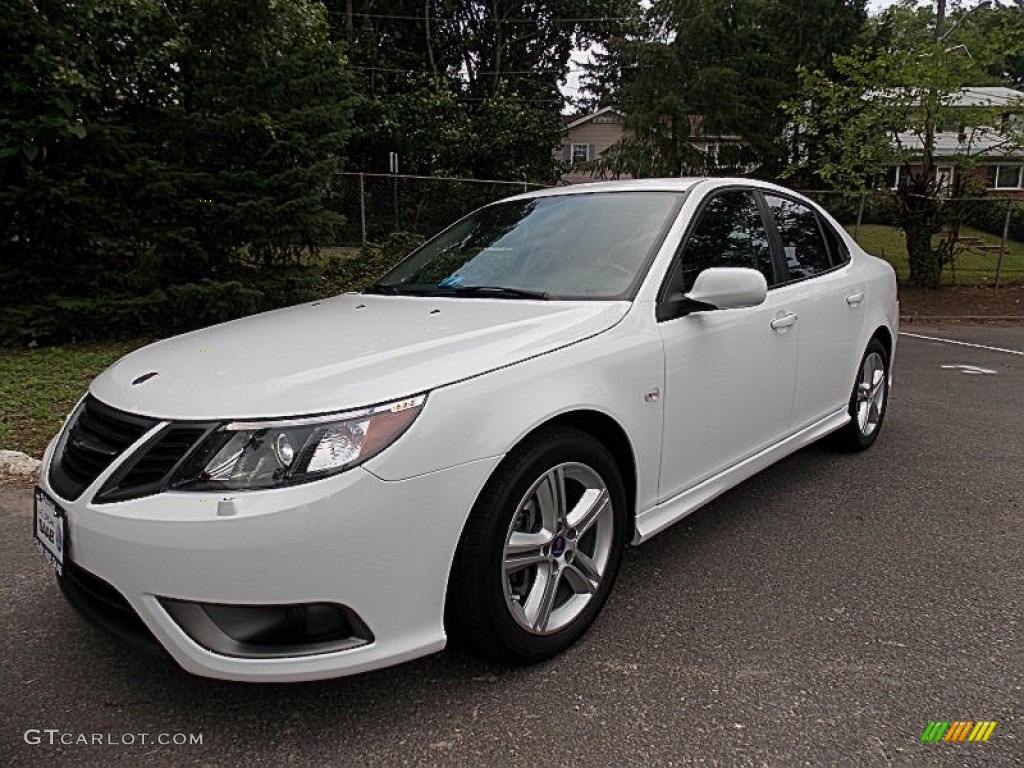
[344,12,630,23]
[347,65,593,75]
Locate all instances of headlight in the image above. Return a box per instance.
[171,395,426,491]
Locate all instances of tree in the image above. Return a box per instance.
[581,0,867,179]
[0,0,357,343]
[330,0,633,182]
[786,3,1024,287]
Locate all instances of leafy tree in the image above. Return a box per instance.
[786,3,1024,287]
[331,0,633,182]
[581,0,867,179]
[0,0,356,342]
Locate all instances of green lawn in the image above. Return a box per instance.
[848,224,1024,285]
[0,341,142,458]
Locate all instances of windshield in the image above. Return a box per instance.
[372,191,685,300]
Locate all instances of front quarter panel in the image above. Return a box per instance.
[364,308,666,518]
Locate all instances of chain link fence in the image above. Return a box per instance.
[799,189,1024,287]
[329,172,549,248]
[324,174,1023,286]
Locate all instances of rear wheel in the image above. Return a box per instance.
[446,427,627,664]
[833,338,889,451]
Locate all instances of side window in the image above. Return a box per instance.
[679,190,774,291]
[764,195,832,281]
[819,217,850,267]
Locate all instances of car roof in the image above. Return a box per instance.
[511,177,800,201]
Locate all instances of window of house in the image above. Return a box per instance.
[987,164,1023,190]
[677,190,775,291]
[563,143,595,165]
[764,195,833,282]
[884,165,902,190]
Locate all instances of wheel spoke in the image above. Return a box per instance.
[506,530,552,555]
[506,527,553,572]
[564,552,601,595]
[524,565,561,632]
[566,488,608,537]
[535,466,567,529]
[870,372,885,402]
[505,549,549,573]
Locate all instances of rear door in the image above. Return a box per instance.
[762,193,864,429]
[656,188,799,502]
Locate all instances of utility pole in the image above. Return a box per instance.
[936,0,946,40]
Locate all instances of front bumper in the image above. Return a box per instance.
[40,443,500,682]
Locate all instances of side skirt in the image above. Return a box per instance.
[633,409,850,544]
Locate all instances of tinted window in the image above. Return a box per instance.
[764,195,832,281]
[376,192,683,300]
[819,217,850,266]
[678,190,774,291]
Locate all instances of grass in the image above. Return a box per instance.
[0,341,142,458]
[848,224,1024,285]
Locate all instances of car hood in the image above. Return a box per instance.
[90,294,629,420]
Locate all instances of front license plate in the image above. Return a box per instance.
[33,487,66,576]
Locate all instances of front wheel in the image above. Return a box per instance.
[446,427,627,664]
[833,338,890,451]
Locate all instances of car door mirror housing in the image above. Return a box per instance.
[686,267,767,311]
[657,267,768,321]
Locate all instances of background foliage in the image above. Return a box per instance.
[3,0,1024,346]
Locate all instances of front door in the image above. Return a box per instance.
[657,189,799,502]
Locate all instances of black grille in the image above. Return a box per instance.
[96,425,210,503]
[49,396,158,501]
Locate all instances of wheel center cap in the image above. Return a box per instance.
[552,535,567,557]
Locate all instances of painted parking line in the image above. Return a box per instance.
[899,332,1024,357]
[940,364,998,375]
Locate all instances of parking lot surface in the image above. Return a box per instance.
[2,326,1021,767]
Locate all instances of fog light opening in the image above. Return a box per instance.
[160,599,374,659]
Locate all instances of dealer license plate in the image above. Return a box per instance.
[33,487,66,576]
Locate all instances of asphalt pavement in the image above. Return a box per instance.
[2,326,1021,767]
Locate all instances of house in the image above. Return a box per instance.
[557,107,746,183]
[558,107,627,183]
[886,86,1024,197]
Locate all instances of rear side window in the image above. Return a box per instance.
[678,190,774,291]
[764,195,832,281]
[820,217,850,266]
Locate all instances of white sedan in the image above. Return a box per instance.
[34,178,897,681]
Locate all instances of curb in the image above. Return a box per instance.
[900,315,1024,323]
[0,450,41,482]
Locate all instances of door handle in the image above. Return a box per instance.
[770,312,798,331]
[846,291,865,306]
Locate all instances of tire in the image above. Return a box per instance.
[446,426,627,665]
[833,338,890,452]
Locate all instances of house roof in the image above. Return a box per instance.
[895,128,1023,159]
[565,106,625,130]
[955,86,1024,108]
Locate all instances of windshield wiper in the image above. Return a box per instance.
[447,285,550,300]
[363,283,401,295]
[363,283,550,300]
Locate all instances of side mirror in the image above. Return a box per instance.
[657,267,768,321]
